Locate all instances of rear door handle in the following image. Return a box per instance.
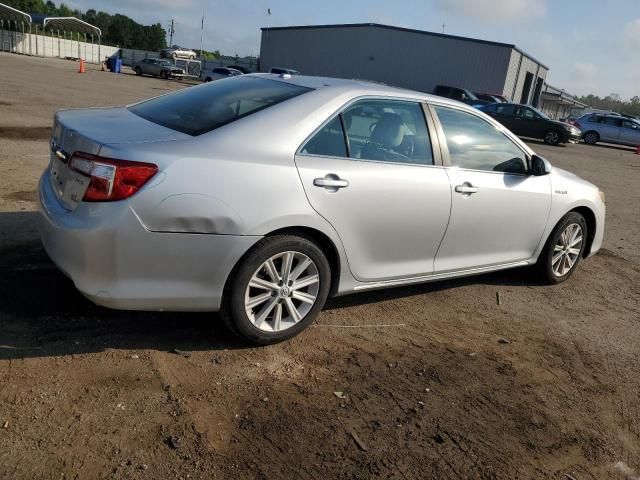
[455,184,478,195]
[313,174,349,191]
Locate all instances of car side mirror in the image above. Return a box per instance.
[530,154,551,176]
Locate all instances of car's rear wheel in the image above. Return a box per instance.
[221,235,331,345]
[134,66,142,76]
[544,129,561,145]
[159,70,168,80]
[583,131,600,145]
[536,212,587,284]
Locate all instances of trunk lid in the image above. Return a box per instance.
[49,107,189,211]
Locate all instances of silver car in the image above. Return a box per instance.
[134,58,185,79]
[201,67,243,82]
[159,45,197,60]
[576,113,640,147]
[38,75,606,344]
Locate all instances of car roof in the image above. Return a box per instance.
[249,73,467,105]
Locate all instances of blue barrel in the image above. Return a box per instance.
[106,57,115,71]
[114,58,122,74]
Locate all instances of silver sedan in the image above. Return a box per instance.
[38,75,606,344]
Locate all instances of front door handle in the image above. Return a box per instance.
[455,183,478,195]
[313,174,349,192]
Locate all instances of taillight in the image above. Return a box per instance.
[69,152,158,202]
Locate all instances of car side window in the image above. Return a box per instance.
[623,120,638,129]
[342,99,434,165]
[589,115,601,123]
[300,116,347,158]
[495,104,515,116]
[434,105,528,175]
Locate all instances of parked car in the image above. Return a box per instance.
[133,58,185,80]
[39,75,605,345]
[201,67,243,82]
[479,103,581,145]
[160,45,197,60]
[575,113,640,147]
[270,67,301,75]
[432,85,490,107]
[474,92,508,103]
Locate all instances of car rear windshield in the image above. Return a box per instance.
[128,76,312,136]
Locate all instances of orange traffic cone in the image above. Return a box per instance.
[78,58,85,73]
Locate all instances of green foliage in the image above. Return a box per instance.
[200,50,221,60]
[578,93,640,117]
[3,0,167,51]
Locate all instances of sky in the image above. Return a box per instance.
[66,0,640,99]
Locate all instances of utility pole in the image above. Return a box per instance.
[199,12,204,58]
[169,19,175,46]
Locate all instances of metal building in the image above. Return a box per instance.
[260,23,548,106]
[539,84,586,120]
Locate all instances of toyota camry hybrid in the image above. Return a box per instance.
[38,74,605,344]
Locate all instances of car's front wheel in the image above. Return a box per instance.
[159,70,169,80]
[222,235,331,345]
[537,212,588,284]
[544,129,561,145]
[583,131,600,145]
[134,66,142,76]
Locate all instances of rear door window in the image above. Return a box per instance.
[495,104,515,116]
[343,100,433,165]
[300,117,347,158]
[129,77,311,136]
[300,99,434,166]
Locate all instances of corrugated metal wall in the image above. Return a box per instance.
[505,51,548,105]
[260,26,515,95]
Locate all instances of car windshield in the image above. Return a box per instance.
[129,77,312,136]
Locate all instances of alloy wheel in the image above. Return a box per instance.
[552,223,583,277]
[545,130,559,144]
[244,251,320,332]
[584,132,598,144]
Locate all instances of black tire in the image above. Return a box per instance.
[583,130,600,145]
[134,66,142,76]
[159,70,168,80]
[221,235,331,345]
[536,212,588,284]
[204,77,212,83]
[544,129,562,145]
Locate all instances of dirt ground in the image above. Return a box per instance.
[0,53,639,480]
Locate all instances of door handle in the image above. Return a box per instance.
[455,184,478,195]
[313,174,349,191]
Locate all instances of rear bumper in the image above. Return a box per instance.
[38,172,260,311]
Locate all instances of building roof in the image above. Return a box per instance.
[0,2,31,22]
[542,84,586,107]
[261,23,548,70]
[31,14,101,35]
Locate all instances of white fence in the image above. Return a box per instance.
[0,28,258,73]
[0,29,118,63]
